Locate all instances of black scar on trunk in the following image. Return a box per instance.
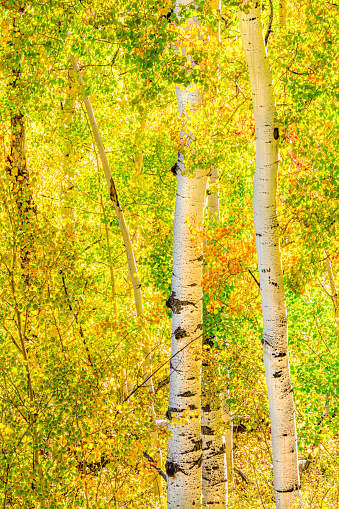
[174,326,187,340]
[171,162,180,176]
[165,461,179,477]
[166,291,196,314]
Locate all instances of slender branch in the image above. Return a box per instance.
[143,452,167,483]
[234,467,250,484]
[248,269,260,288]
[123,332,203,403]
[264,0,273,46]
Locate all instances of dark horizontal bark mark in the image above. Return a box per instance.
[171,162,180,176]
[202,425,215,436]
[109,177,119,207]
[165,460,180,477]
[174,327,187,340]
[166,291,196,314]
[166,407,180,421]
[178,390,196,397]
[276,484,301,493]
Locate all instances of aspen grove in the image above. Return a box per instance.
[0,0,339,508]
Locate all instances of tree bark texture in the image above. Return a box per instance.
[202,166,228,508]
[166,152,207,509]
[238,4,301,508]
[7,111,34,284]
[166,83,207,508]
[325,254,339,322]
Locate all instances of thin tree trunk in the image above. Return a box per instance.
[69,54,142,314]
[202,166,228,508]
[99,193,118,316]
[279,0,287,28]
[325,254,339,321]
[238,4,301,508]
[7,110,34,283]
[134,117,146,176]
[94,150,118,316]
[69,54,162,493]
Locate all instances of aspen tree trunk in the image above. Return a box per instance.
[202,166,228,508]
[206,168,233,485]
[238,4,301,508]
[279,0,287,28]
[99,193,118,316]
[166,151,207,509]
[208,169,233,484]
[166,3,208,502]
[325,254,339,322]
[9,113,29,211]
[202,5,232,502]
[134,117,146,176]
[69,55,162,493]
[69,54,143,313]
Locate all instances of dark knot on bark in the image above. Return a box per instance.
[171,162,180,176]
[165,460,179,477]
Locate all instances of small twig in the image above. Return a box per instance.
[248,269,260,289]
[234,467,251,484]
[123,332,203,403]
[155,375,170,393]
[251,461,266,508]
[59,271,96,371]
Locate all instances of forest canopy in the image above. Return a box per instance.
[0,0,338,508]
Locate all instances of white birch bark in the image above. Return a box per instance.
[202,166,228,508]
[166,25,208,503]
[238,4,301,508]
[166,150,207,509]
